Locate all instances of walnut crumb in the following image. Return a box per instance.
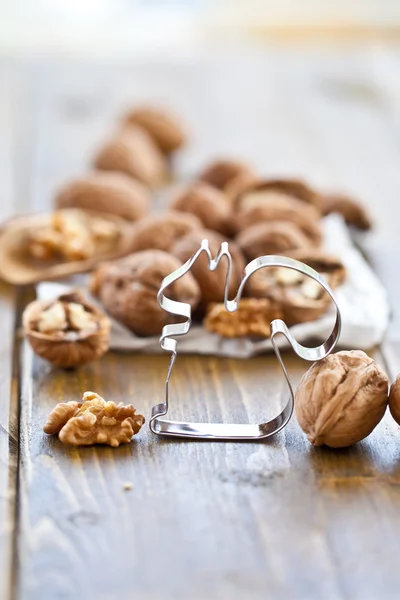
[44,391,145,447]
[203,298,281,339]
[123,482,133,491]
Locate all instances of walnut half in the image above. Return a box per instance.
[203,298,282,339]
[44,391,145,447]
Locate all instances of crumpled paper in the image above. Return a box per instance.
[38,215,389,358]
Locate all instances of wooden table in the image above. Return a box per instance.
[1,47,400,600]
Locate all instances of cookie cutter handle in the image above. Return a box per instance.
[150,248,341,440]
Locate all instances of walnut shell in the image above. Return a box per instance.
[224,171,260,204]
[170,182,232,235]
[236,221,312,261]
[0,209,132,286]
[55,171,150,221]
[296,350,389,448]
[126,211,201,253]
[198,159,254,191]
[231,195,322,245]
[171,229,245,305]
[93,126,167,187]
[92,250,200,337]
[236,178,323,211]
[23,291,110,368]
[323,193,373,230]
[388,375,400,425]
[123,106,186,153]
[245,249,345,326]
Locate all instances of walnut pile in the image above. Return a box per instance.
[23,291,110,368]
[28,209,120,263]
[296,350,389,448]
[204,298,281,338]
[246,249,346,325]
[43,391,145,447]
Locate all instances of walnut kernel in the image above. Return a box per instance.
[204,298,281,338]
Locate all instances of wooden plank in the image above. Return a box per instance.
[13,50,400,600]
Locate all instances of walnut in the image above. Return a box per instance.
[123,106,186,153]
[323,193,373,230]
[236,178,323,211]
[388,375,400,425]
[28,210,121,263]
[224,171,259,204]
[93,126,167,187]
[245,249,346,325]
[23,291,110,368]
[44,391,145,447]
[92,250,200,337]
[231,195,322,245]
[171,229,245,307]
[296,350,389,448]
[197,159,254,191]
[169,182,232,235]
[126,211,202,253]
[236,221,312,261]
[55,171,150,221]
[204,298,282,338]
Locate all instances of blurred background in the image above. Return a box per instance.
[0,0,399,57]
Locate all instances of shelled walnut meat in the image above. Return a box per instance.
[235,178,323,211]
[236,221,312,261]
[231,195,322,245]
[204,298,281,338]
[198,158,255,191]
[123,106,186,154]
[55,171,150,221]
[171,229,245,306]
[44,391,145,447]
[126,211,202,253]
[246,249,346,326]
[296,350,389,448]
[23,291,110,368]
[28,209,122,263]
[91,250,200,337]
[93,126,167,187]
[170,182,232,235]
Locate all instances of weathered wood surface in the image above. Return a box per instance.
[1,48,400,599]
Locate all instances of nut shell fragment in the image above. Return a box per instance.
[93,126,167,187]
[236,178,323,211]
[123,106,186,153]
[296,350,389,448]
[236,221,312,261]
[23,291,110,368]
[55,171,150,221]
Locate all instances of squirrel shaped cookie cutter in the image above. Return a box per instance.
[150,240,341,440]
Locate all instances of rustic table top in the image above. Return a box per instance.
[1,47,400,600]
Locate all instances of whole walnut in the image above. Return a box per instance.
[323,193,373,230]
[198,159,254,191]
[55,172,150,221]
[224,171,259,204]
[170,182,232,235]
[126,211,201,253]
[123,106,186,154]
[231,195,322,245]
[93,126,167,187]
[388,375,400,425]
[245,249,346,326]
[236,221,312,261]
[236,178,323,211]
[91,250,200,337]
[171,229,245,306]
[296,350,389,448]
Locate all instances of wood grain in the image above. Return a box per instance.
[4,49,400,599]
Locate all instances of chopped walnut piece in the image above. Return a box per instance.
[37,302,68,333]
[67,302,98,333]
[203,298,282,339]
[44,391,145,447]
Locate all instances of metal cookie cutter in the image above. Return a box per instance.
[150,240,341,440]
